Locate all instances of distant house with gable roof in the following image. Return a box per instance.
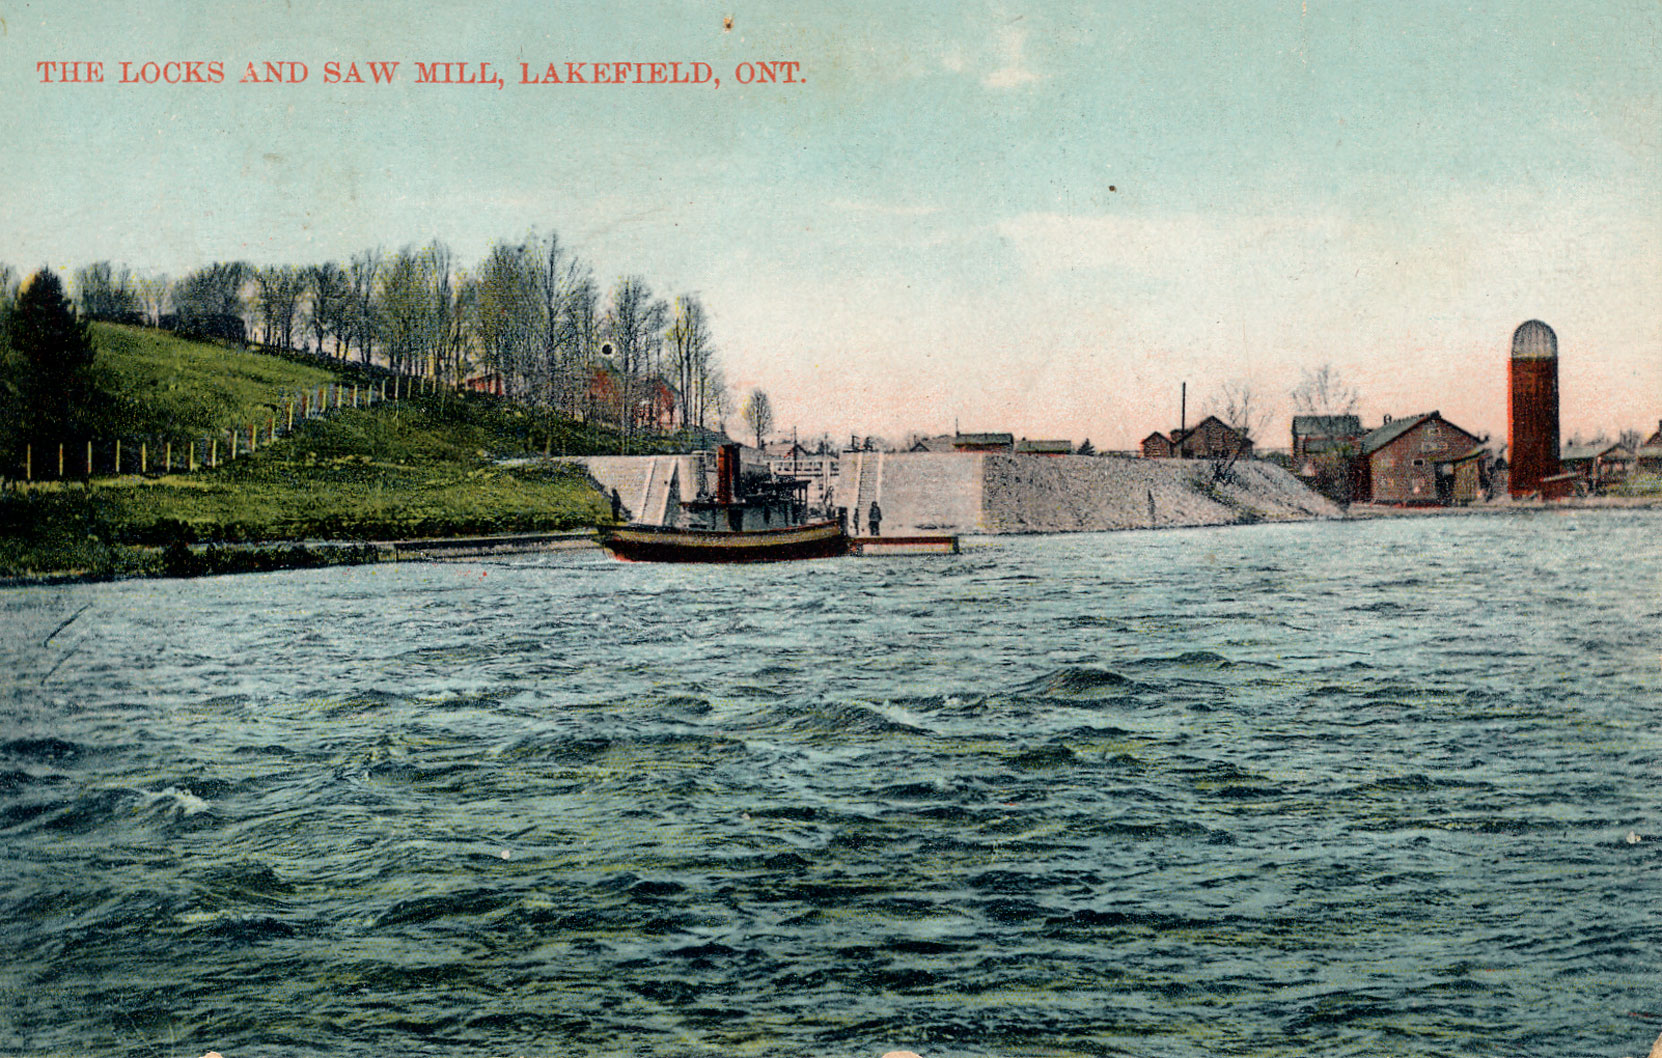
[1290,414,1366,504]
[1291,415,1363,466]
[1358,411,1485,505]
[1561,440,1633,488]
[1140,416,1252,460]
[1140,431,1176,458]
[1635,421,1662,473]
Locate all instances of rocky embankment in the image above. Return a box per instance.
[977,454,1340,533]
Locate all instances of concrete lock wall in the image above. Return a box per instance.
[566,453,1341,532]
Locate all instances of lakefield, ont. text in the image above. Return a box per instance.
[33,59,802,91]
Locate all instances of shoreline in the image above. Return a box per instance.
[1346,495,1662,517]
[4,499,1659,587]
[0,529,602,588]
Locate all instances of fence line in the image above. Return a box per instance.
[9,333,699,485]
[9,373,450,484]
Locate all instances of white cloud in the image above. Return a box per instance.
[938,43,968,74]
[982,25,1043,89]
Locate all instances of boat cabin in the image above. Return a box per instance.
[680,443,813,532]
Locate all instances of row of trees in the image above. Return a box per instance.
[1201,364,1364,451]
[61,230,733,445]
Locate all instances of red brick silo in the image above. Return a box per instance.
[1508,319,1560,497]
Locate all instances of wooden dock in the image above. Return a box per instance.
[847,534,960,556]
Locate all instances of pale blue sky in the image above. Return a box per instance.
[3,1,1657,446]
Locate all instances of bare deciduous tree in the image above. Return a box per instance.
[562,270,601,419]
[743,388,774,450]
[604,276,668,445]
[472,240,539,397]
[1209,378,1274,442]
[374,242,456,379]
[135,273,169,326]
[304,263,351,357]
[668,294,716,435]
[1291,363,1360,417]
[346,249,382,364]
[528,231,566,407]
[74,262,140,321]
[704,364,733,437]
[172,261,249,320]
[254,265,305,350]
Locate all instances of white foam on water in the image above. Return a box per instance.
[138,786,211,815]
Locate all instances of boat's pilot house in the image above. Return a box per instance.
[682,444,811,532]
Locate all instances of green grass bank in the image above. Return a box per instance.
[0,325,687,579]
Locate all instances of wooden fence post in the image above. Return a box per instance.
[287,402,294,431]
[165,441,172,472]
[115,439,121,475]
[86,441,92,477]
[352,384,359,408]
[141,443,147,474]
[210,438,217,468]
[58,444,64,478]
[25,444,31,481]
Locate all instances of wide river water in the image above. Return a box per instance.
[2,511,1659,1058]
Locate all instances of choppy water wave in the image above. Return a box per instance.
[1,511,1659,1057]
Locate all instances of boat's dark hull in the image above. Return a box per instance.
[600,520,848,563]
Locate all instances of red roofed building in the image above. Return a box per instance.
[588,365,679,432]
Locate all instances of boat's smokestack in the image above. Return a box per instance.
[716,443,740,504]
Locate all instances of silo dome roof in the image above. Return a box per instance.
[1512,319,1557,360]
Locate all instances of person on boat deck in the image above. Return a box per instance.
[868,501,882,536]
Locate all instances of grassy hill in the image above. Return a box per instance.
[0,324,677,578]
[90,324,340,439]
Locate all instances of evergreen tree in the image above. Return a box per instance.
[8,268,96,439]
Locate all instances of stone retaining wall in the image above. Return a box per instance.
[564,453,1341,532]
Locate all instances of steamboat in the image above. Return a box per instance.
[599,443,848,562]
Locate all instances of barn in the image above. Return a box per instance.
[1358,411,1485,505]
